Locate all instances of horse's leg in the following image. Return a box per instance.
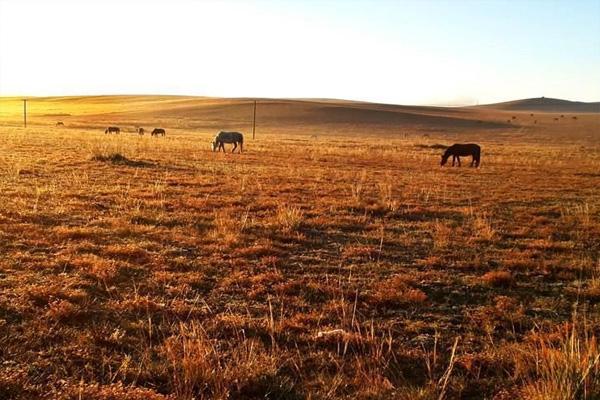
[240,141,243,153]
[457,156,461,167]
[452,155,456,166]
[232,142,237,153]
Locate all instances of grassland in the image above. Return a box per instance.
[0,96,599,399]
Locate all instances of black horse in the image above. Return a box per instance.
[105,126,120,134]
[151,128,166,136]
[441,143,481,167]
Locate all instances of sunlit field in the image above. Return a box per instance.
[0,97,599,399]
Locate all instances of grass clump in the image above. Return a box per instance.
[518,315,600,399]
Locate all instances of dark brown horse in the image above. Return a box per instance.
[105,126,120,134]
[441,143,481,167]
[151,128,166,136]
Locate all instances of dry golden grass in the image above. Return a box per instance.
[0,96,599,399]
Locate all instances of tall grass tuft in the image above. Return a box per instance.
[163,321,277,400]
[275,204,303,232]
[519,313,600,399]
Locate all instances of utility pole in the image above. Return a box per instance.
[252,100,257,139]
[23,99,27,128]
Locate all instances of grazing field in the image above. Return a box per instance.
[0,96,599,399]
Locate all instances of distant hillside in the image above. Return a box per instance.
[0,95,512,135]
[479,97,600,113]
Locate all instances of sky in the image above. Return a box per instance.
[0,0,599,105]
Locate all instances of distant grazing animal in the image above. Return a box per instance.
[530,113,534,117]
[151,128,166,136]
[441,143,481,167]
[212,131,244,153]
[105,126,120,134]
[138,127,145,135]
[534,120,538,124]
[554,118,559,121]
[572,116,578,120]
[511,116,516,119]
[56,121,64,126]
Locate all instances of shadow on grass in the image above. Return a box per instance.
[414,143,449,150]
[91,153,155,168]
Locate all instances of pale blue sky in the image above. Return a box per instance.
[0,0,598,105]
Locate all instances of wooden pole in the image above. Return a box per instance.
[252,100,256,139]
[23,99,27,128]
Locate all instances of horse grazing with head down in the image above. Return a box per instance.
[212,131,244,153]
[151,128,166,136]
[105,126,120,134]
[441,143,481,167]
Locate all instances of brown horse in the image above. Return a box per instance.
[105,126,120,134]
[441,143,481,167]
[151,128,166,136]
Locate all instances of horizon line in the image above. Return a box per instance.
[0,93,599,108]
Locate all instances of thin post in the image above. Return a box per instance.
[252,100,257,139]
[23,99,27,128]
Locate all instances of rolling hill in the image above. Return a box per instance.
[1,95,598,138]
[0,95,510,135]
[478,97,600,113]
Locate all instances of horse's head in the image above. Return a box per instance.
[440,153,449,166]
[211,140,218,152]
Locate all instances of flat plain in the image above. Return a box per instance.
[0,96,599,399]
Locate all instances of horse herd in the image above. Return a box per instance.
[104,127,245,154]
[102,125,480,165]
[105,126,165,136]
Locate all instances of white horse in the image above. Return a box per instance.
[212,131,244,153]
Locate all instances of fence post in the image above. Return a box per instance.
[252,100,256,139]
[23,99,27,128]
